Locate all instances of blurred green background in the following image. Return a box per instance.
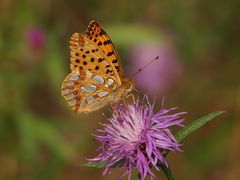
[0,0,239,179]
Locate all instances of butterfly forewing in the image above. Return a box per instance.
[86,21,124,77]
[69,33,121,84]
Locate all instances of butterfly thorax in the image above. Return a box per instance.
[121,78,135,96]
[107,78,134,105]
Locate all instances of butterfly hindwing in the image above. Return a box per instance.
[61,69,119,112]
[86,21,124,77]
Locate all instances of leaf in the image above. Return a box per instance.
[83,162,107,168]
[161,111,225,179]
[83,160,123,168]
[175,111,225,143]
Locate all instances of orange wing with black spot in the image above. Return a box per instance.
[69,32,121,85]
[86,21,124,77]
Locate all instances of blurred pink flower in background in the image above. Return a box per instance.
[128,40,183,96]
[25,26,46,52]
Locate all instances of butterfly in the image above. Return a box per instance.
[61,21,134,113]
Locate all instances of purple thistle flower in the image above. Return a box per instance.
[89,97,186,180]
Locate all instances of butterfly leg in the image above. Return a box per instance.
[123,99,128,107]
[124,93,136,104]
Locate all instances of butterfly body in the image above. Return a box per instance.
[61,21,134,113]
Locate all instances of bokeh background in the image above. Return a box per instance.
[0,0,239,179]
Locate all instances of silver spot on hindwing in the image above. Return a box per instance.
[70,74,79,80]
[71,99,76,105]
[107,79,114,86]
[63,89,69,94]
[98,91,109,97]
[80,101,86,107]
[67,93,74,99]
[66,82,74,86]
[92,75,104,84]
[86,96,94,104]
[89,101,100,109]
[81,85,97,92]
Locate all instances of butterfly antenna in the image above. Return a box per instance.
[130,56,159,78]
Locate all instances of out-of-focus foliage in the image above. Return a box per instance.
[0,0,239,179]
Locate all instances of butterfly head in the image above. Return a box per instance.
[122,79,135,95]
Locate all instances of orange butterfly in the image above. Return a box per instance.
[61,21,134,113]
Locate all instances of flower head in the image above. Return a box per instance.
[89,97,186,180]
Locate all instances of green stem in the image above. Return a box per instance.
[137,173,141,180]
[160,163,175,180]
